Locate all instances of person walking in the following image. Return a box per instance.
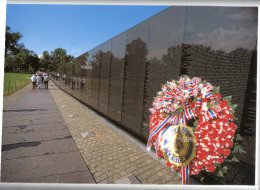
[36,74,41,89]
[80,77,86,90]
[72,76,76,90]
[44,74,50,89]
[62,74,66,84]
[57,73,60,80]
[41,72,44,83]
[31,74,36,89]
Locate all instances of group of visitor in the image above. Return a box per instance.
[31,71,50,89]
[51,72,86,90]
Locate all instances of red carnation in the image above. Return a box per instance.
[192,163,203,171]
[197,152,207,160]
[166,161,172,168]
[205,165,216,173]
[220,100,229,107]
[222,149,231,157]
[156,150,164,157]
[229,122,237,130]
[216,157,225,164]
[224,140,234,148]
[225,113,234,120]
[208,132,217,139]
[214,93,222,100]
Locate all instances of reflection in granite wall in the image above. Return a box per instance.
[182,6,257,137]
[57,6,257,144]
[122,37,148,137]
[182,44,253,127]
[142,45,182,138]
[85,52,93,101]
[99,48,112,115]
[85,68,92,101]
[109,55,124,122]
[140,7,186,138]
[90,51,101,109]
[240,49,257,136]
[109,33,126,123]
[77,53,88,98]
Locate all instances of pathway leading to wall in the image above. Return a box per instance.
[1,81,181,184]
[1,83,96,183]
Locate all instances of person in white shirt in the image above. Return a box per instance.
[80,77,86,90]
[62,74,66,84]
[36,74,41,88]
[57,73,60,80]
[44,74,50,89]
[31,74,36,89]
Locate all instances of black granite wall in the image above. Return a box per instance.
[181,44,253,127]
[60,6,257,140]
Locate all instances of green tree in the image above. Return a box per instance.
[4,55,17,72]
[50,48,74,72]
[5,26,24,57]
[29,52,40,73]
[5,26,73,73]
[15,48,40,73]
[15,49,30,72]
[39,51,52,71]
[4,26,40,73]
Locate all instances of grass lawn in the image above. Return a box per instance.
[4,73,32,96]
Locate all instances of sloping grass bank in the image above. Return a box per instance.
[4,73,32,96]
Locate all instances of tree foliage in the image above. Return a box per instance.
[39,48,74,72]
[50,48,74,71]
[4,26,73,73]
[5,26,24,56]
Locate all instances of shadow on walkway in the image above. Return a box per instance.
[1,85,96,183]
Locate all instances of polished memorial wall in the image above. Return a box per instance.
[57,6,257,141]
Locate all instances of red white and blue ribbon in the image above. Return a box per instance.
[179,113,186,125]
[147,114,173,151]
[181,165,190,184]
[185,108,196,120]
[179,114,189,185]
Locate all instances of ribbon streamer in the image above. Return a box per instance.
[181,165,190,184]
[147,114,173,151]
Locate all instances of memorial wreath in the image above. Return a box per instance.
[147,76,243,184]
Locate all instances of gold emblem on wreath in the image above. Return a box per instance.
[161,125,196,167]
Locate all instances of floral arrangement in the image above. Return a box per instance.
[147,76,244,183]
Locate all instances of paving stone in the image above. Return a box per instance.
[80,130,96,139]
[27,170,96,183]
[1,83,96,183]
[3,112,62,122]
[3,116,64,127]
[1,151,88,182]
[2,138,78,160]
[94,171,102,177]
[99,179,108,184]
[49,81,181,184]
[2,128,71,145]
[114,174,141,184]
[3,108,59,117]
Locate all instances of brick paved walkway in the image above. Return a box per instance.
[1,84,95,183]
[49,81,180,184]
[1,81,181,184]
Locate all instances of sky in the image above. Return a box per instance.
[6,5,168,57]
